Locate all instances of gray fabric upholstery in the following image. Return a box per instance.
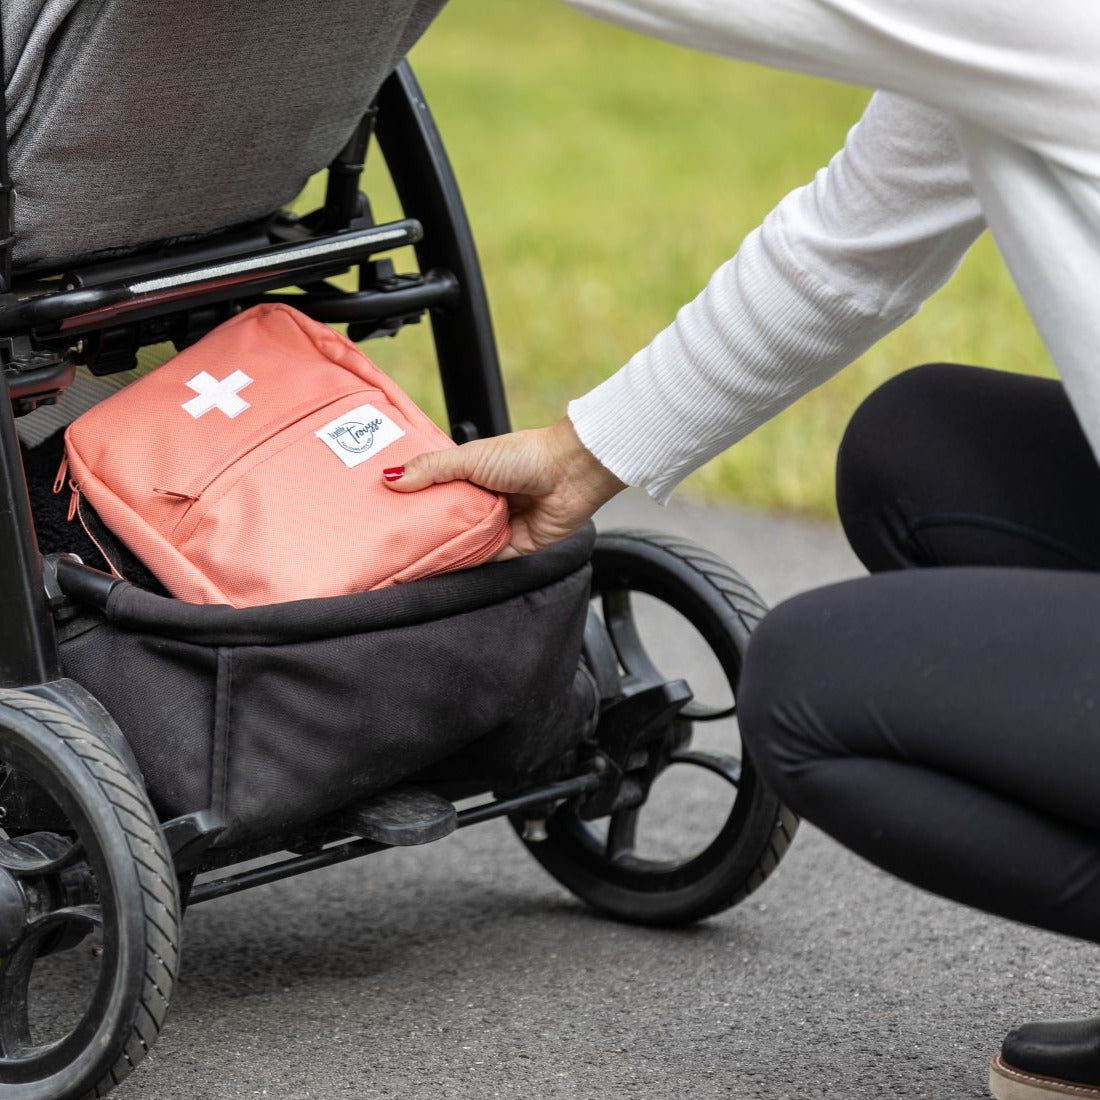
[3,0,445,271]
[2,0,80,136]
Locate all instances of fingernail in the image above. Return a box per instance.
[383,466,405,482]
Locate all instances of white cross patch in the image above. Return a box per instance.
[182,370,253,419]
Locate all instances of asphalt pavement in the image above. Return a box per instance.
[112,492,1099,1100]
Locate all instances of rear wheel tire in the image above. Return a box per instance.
[0,689,180,1100]
[516,530,798,927]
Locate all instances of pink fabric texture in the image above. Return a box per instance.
[63,304,510,607]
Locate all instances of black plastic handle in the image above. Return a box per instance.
[51,555,122,612]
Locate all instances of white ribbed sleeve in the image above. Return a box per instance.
[568,93,985,502]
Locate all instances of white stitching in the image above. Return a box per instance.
[994,1055,1100,1098]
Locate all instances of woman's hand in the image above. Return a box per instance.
[382,416,626,557]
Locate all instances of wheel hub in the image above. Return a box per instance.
[0,833,93,957]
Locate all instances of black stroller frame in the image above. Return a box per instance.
[0,22,797,1100]
[0,62,510,687]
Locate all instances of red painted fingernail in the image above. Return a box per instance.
[383,466,405,482]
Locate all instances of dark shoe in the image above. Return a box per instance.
[990,1017,1100,1099]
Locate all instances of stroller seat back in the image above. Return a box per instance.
[3,0,444,272]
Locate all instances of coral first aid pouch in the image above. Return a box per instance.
[60,303,511,608]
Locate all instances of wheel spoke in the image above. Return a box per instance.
[605,807,640,861]
[0,903,101,1059]
[25,905,102,940]
[601,592,734,720]
[669,749,742,788]
[601,591,664,688]
[0,937,37,1056]
[0,836,83,878]
[583,610,623,702]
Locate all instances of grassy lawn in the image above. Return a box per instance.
[302,0,1052,517]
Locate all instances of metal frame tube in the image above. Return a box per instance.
[0,0,57,685]
[187,773,601,905]
[322,106,377,231]
[376,63,511,441]
[0,390,58,686]
[0,220,423,337]
[0,17,13,295]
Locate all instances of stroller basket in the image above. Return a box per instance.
[55,527,598,846]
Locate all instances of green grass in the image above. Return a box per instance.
[299,0,1052,516]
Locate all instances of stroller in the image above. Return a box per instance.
[0,3,797,1097]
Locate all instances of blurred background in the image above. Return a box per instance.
[299,0,1052,518]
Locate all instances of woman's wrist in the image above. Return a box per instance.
[547,415,627,507]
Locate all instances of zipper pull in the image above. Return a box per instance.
[66,480,79,522]
[153,488,199,502]
[53,454,69,495]
[72,494,124,580]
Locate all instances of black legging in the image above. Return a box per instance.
[739,363,1100,944]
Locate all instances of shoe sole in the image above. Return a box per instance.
[990,1053,1100,1099]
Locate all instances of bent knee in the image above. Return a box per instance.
[738,584,854,807]
[837,363,965,494]
[836,362,974,571]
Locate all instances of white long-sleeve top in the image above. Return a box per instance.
[563,0,1100,503]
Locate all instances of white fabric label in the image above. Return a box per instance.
[315,403,406,469]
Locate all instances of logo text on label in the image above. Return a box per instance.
[316,403,405,468]
[330,418,385,454]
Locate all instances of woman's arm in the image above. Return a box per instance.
[562,0,1100,495]
[387,94,983,545]
[562,0,1099,178]
[568,92,984,501]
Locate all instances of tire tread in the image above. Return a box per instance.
[0,690,180,1100]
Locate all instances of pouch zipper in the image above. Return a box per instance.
[53,459,125,579]
[53,454,68,494]
[166,386,367,502]
[74,494,125,579]
[51,388,367,575]
[159,387,370,539]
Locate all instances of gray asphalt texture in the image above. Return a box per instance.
[112,493,1098,1100]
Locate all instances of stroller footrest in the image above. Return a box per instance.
[338,786,457,846]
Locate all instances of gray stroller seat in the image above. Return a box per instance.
[2,0,444,271]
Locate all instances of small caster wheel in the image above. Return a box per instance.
[0,689,181,1100]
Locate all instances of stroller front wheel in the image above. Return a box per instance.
[515,530,798,927]
[0,690,180,1100]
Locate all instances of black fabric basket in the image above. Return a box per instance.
[50,507,596,846]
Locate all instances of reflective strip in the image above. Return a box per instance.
[129,227,411,294]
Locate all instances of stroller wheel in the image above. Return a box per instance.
[515,530,798,927]
[0,690,180,1100]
